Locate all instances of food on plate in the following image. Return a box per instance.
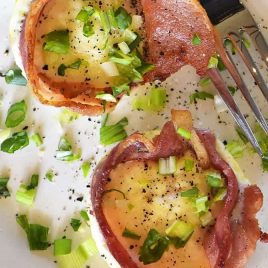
[20,0,217,114]
[91,109,267,268]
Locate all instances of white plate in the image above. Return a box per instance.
[0,1,268,268]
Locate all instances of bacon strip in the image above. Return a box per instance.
[197,130,239,267]
[225,185,263,268]
[91,121,187,268]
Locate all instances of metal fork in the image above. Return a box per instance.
[208,21,268,158]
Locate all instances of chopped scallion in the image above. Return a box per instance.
[1,131,29,154]
[5,68,27,86]
[0,177,10,198]
[43,30,70,54]
[112,84,130,97]
[31,133,43,147]
[177,128,191,140]
[184,159,194,172]
[192,33,201,45]
[57,238,98,268]
[54,238,72,256]
[70,218,82,232]
[139,229,169,265]
[96,93,117,102]
[100,117,128,145]
[81,162,91,178]
[207,172,224,188]
[5,100,27,128]
[181,187,199,198]
[208,55,219,69]
[122,228,141,240]
[189,91,214,104]
[158,156,177,175]
[16,215,50,250]
[115,7,132,30]
[80,210,89,222]
[195,196,208,213]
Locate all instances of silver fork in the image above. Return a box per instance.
[208,20,268,158]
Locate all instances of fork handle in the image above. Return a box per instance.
[200,0,244,25]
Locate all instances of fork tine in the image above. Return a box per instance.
[228,34,268,101]
[243,25,268,68]
[207,68,264,157]
[224,48,268,134]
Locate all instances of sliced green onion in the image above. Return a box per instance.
[31,133,43,147]
[198,77,211,87]
[57,238,98,268]
[118,41,130,54]
[100,61,119,76]
[54,238,72,256]
[16,215,50,250]
[181,187,199,198]
[76,7,95,23]
[136,62,154,76]
[80,210,89,222]
[165,220,194,243]
[1,131,29,153]
[207,172,224,188]
[184,159,194,172]
[208,56,219,69]
[262,153,268,172]
[217,56,226,71]
[123,29,137,44]
[70,218,82,232]
[0,177,10,198]
[58,59,82,76]
[112,84,130,97]
[101,113,109,127]
[228,86,238,96]
[115,7,132,30]
[195,196,208,213]
[133,87,166,112]
[128,33,142,52]
[5,100,27,128]
[131,15,143,30]
[107,9,118,29]
[43,30,70,54]
[100,117,128,145]
[139,229,169,265]
[5,68,27,86]
[56,137,81,162]
[122,228,141,240]
[199,211,214,227]
[242,37,251,49]
[110,56,132,65]
[45,169,55,182]
[83,22,95,37]
[96,93,117,103]
[213,188,227,202]
[81,162,91,178]
[177,128,191,140]
[99,11,111,34]
[189,91,214,104]
[192,33,201,45]
[16,175,39,206]
[226,140,246,158]
[224,38,236,54]
[59,109,80,125]
[158,156,177,175]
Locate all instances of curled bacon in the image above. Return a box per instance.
[91,118,265,268]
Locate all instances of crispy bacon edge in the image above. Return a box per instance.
[91,115,266,268]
